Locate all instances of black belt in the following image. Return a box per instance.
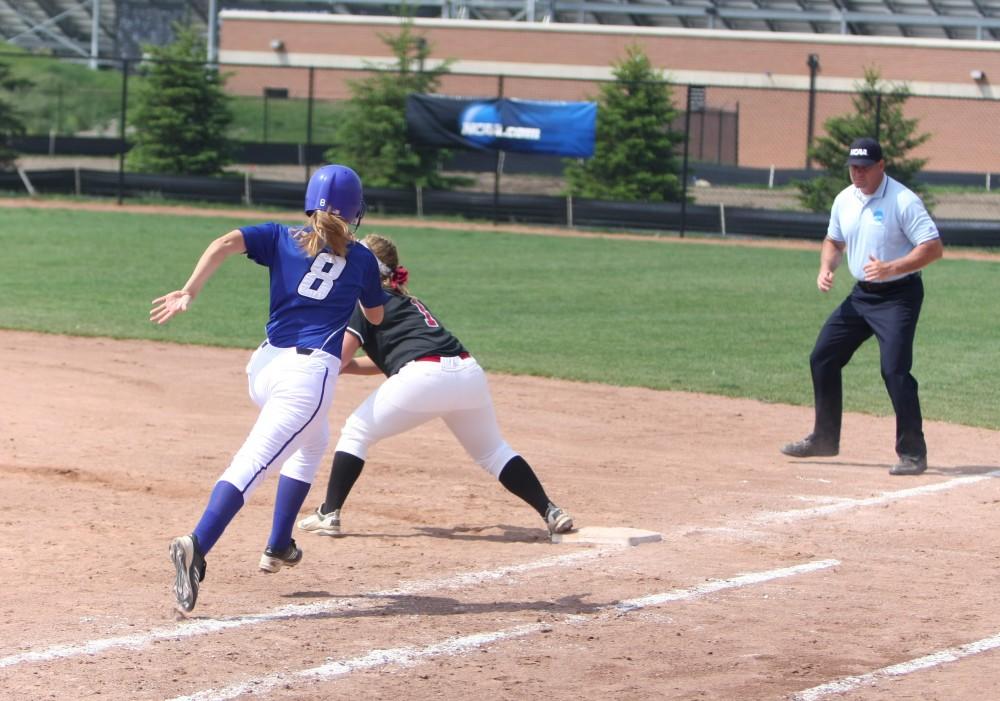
[260,341,316,356]
[856,273,919,293]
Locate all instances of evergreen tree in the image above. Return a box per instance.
[797,68,932,212]
[127,24,232,175]
[565,45,684,202]
[325,19,460,190]
[0,61,30,170]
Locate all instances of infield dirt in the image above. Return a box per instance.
[2,327,1000,700]
[2,197,1000,699]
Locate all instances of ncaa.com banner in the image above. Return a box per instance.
[406,94,597,158]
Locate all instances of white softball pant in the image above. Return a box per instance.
[335,355,517,477]
[218,342,340,498]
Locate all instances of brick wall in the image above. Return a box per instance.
[219,13,1000,172]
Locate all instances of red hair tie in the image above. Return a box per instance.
[391,265,409,289]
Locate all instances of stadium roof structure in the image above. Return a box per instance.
[1,0,998,64]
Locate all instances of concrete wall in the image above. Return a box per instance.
[218,12,1000,172]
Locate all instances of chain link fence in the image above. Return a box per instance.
[3,53,998,223]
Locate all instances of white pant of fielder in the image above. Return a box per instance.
[336,355,517,476]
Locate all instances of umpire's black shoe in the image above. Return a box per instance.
[889,455,928,476]
[169,534,207,613]
[780,434,839,458]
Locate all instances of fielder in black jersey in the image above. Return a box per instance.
[345,290,467,377]
[299,233,574,538]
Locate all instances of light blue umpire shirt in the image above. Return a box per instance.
[827,174,940,282]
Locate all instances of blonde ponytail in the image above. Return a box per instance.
[301,211,352,258]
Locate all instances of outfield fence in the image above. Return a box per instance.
[2,52,999,232]
[3,166,998,247]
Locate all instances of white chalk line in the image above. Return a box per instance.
[4,470,996,672]
[0,548,608,670]
[793,495,856,505]
[791,631,1000,700]
[693,470,1000,537]
[752,471,1000,525]
[170,559,840,701]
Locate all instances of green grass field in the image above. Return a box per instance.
[0,206,996,429]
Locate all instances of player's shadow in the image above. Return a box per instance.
[332,525,549,543]
[273,592,608,620]
[413,524,548,542]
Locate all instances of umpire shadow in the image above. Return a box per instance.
[789,460,1000,477]
[787,459,892,469]
[273,592,608,620]
[931,464,1000,476]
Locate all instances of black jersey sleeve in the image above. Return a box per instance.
[345,303,369,344]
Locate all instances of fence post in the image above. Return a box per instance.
[304,66,315,184]
[874,93,883,141]
[566,194,573,228]
[698,108,706,162]
[492,75,505,225]
[734,102,740,166]
[74,166,81,196]
[207,0,218,64]
[416,184,423,218]
[89,0,100,70]
[805,53,820,169]
[715,108,723,164]
[680,85,695,239]
[244,171,252,206]
[17,168,36,196]
[719,202,726,236]
[117,58,129,206]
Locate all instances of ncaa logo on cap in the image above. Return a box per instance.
[846,137,883,166]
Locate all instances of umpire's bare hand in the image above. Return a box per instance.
[817,269,836,292]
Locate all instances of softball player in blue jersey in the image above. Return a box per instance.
[297,233,574,540]
[151,164,388,614]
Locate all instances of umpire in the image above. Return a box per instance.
[781,137,943,475]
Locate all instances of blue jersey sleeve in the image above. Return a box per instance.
[240,222,281,267]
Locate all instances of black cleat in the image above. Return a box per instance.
[889,455,928,476]
[780,434,839,458]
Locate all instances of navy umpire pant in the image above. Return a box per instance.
[809,274,927,459]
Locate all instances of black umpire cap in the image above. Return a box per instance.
[846,137,883,166]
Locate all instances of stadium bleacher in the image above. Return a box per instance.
[0,0,208,61]
[1,0,998,65]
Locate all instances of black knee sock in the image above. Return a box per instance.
[322,451,366,514]
[498,456,550,518]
